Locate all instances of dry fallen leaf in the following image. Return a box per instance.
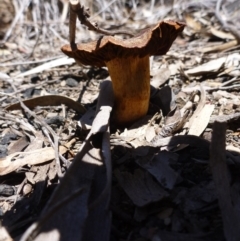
[136,151,178,189]
[0,145,68,175]
[185,14,202,32]
[7,136,29,154]
[150,66,171,88]
[5,95,86,114]
[185,53,240,77]
[185,57,226,76]
[115,168,168,207]
[200,40,238,53]
[188,104,215,136]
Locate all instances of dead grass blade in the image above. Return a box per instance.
[188,104,214,136]
[200,40,238,53]
[15,57,75,78]
[185,58,226,76]
[210,27,235,40]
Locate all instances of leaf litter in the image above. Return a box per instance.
[0,0,240,241]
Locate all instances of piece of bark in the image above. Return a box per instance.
[115,168,168,207]
[210,121,240,241]
[136,151,178,189]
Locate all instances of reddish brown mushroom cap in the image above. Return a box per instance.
[61,20,185,67]
[61,20,185,125]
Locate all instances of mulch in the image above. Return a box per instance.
[0,0,240,240]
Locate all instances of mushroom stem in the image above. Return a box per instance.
[106,55,150,125]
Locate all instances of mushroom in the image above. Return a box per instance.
[61,20,185,126]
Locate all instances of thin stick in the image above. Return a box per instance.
[69,0,134,37]
[69,0,77,46]
[210,121,240,241]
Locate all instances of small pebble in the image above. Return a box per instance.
[60,80,66,87]
[31,75,41,83]
[212,92,222,101]
[66,77,79,87]
[193,94,200,103]
[164,217,171,226]
[0,133,17,145]
[0,145,7,158]
[0,184,15,196]
[24,87,35,98]
[23,183,33,196]
[45,116,65,125]
[33,89,41,96]
[219,97,228,105]
[4,87,14,93]
[46,112,58,118]
[0,208,3,217]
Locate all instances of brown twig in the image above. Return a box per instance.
[210,121,240,241]
[69,0,77,46]
[209,112,240,124]
[69,0,134,42]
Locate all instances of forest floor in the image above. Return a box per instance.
[1,0,240,240]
